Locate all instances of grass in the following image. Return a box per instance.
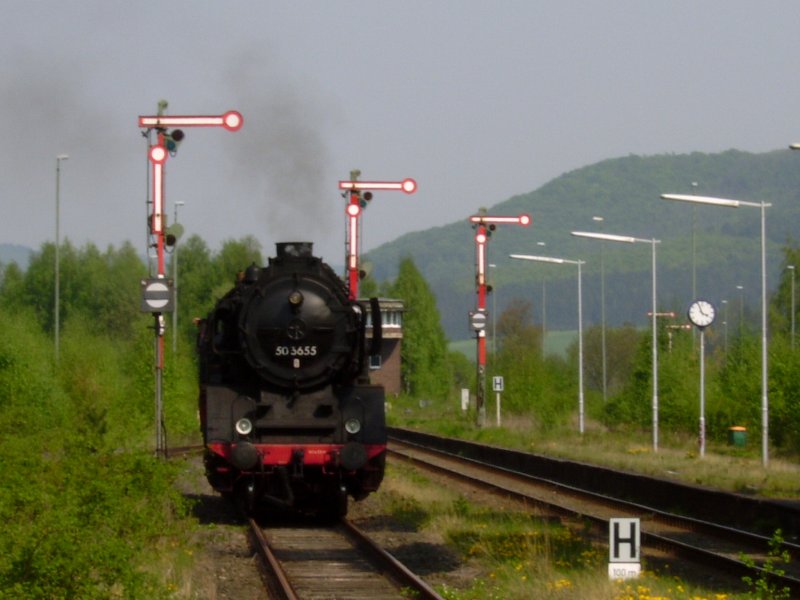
[374,461,743,599]
[387,395,800,499]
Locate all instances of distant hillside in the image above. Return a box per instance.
[0,244,32,269]
[365,150,800,339]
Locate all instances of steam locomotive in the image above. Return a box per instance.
[197,242,386,517]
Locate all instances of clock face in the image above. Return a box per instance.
[688,300,715,328]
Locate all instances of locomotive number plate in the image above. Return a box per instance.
[274,345,318,357]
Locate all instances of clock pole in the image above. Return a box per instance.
[699,327,707,457]
[688,300,716,458]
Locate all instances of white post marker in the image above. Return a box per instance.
[608,518,641,580]
[492,376,504,426]
[461,388,470,412]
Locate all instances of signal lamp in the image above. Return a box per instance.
[164,129,185,155]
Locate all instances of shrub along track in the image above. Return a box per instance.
[388,426,800,595]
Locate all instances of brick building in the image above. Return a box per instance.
[364,298,404,396]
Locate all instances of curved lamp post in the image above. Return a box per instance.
[55,154,69,363]
[592,216,608,402]
[572,231,661,451]
[511,253,586,433]
[662,193,771,467]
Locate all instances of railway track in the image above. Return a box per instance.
[388,427,800,595]
[170,444,442,598]
[248,517,443,600]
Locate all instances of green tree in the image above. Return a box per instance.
[389,257,450,400]
[1,241,147,341]
[656,323,698,432]
[213,235,263,285]
[603,328,651,427]
[174,234,215,342]
[583,324,641,396]
[493,298,573,427]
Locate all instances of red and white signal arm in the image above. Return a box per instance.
[138,110,244,132]
[469,214,531,226]
[339,178,418,194]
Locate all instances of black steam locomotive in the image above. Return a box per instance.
[197,242,386,517]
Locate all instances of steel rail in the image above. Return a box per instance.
[388,438,800,595]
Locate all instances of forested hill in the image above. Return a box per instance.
[364,149,800,340]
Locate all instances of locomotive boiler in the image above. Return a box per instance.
[197,242,386,517]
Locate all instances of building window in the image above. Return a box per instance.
[369,354,382,370]
[383,310,402,328]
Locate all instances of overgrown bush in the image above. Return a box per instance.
[0,305,194,598]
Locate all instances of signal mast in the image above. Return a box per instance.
[338,171,417,300]
[137,101,243,457]
[468,212,531,427]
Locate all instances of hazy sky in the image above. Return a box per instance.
[3,2,800,266]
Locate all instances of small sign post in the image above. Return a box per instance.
[461,388,470,412]
[492,376,504,426]
[608,518,641,580]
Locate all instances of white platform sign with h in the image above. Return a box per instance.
[608,518,641,580]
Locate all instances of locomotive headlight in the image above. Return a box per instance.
[235,418,253,436]
[344,418,361,435]
[288,290,304,306]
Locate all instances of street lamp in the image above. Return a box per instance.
[721,299,729,353]
[662,193,771,467]
[572,230,661,451]
[593,216,608,402]
[736,285,745,334]
[511,253,586,433]
[788,265,796,351]
[537,241,546,354]
[55,154,69,363]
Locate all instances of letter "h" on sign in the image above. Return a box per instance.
[609,518,640,562]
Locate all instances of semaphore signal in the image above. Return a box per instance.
[469,211,531,427]
[137,101,243,458]
[338,173,418,300]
